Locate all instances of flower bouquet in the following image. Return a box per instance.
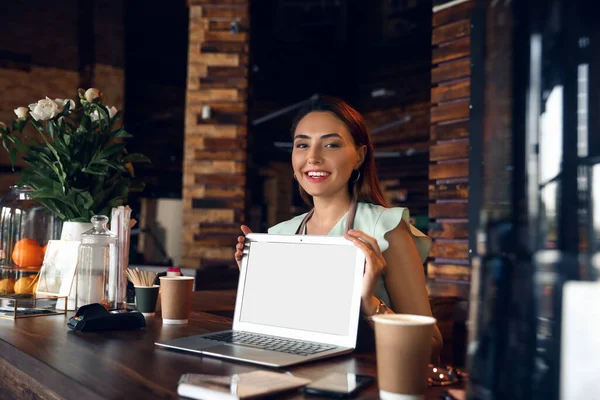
[0,88,150,222]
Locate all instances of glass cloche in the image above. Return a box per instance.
[0,185,62,296]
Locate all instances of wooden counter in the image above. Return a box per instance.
[0,290,461,399]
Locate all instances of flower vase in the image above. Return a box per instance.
[57,221,93,310]
[60,222,93,242]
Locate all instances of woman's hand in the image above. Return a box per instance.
[235,225,253,269]
[343,229,386,314]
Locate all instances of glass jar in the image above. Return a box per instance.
[0,185,61,296]
[76,215,120,310]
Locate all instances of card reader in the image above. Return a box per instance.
[68,303,146,332]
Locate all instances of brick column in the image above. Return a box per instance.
[428,0,473,281]
[183,0,250,269]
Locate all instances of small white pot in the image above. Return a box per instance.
[60,221,93,241]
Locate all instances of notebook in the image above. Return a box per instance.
[177,370,311,400]
[155,233,365,367]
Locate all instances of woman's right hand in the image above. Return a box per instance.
[235,225,253,269]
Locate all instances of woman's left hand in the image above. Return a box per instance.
[344,229,386,304]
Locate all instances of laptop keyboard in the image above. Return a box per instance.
[204,331,337,356]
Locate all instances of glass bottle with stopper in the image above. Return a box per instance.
[76,215,121,310]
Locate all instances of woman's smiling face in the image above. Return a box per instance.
[292,111,365,201]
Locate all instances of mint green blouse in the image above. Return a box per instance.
[267,202,432,309]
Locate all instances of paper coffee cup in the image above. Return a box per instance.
[372,314,436,400]
[159,276,195,325]
[134,285,160,317]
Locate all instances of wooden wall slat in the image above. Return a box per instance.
[430,99,470,123]
[192,150,246,161]
[431,240,469,258]
[430,120,469,140]
[431,57,471,84]
[202,138,246,149]
[433,1,475,27]
[184,186,245,199]
[189,235,240,246]
[429,182,469,199]
[429,221,469,239]
[197,222,242,234]
[203,31,248,43]
[189,0,248,6]
[198,6,248,19]
[205,66,248,77]
[201,42,249,54]
[432,19,471,45]
[427,262,471,280]
[429,161,469,179]
[430,140,469,161]
[183,209,235,223]
[192,198,245,209]
[432,38,471,64]
[199,76,248,89]
[429,202,468,218]
[431,80,470,103]
[182,244,233,258]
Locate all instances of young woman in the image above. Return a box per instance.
[235,97,443,357]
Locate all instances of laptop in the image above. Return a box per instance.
[155,233,365,367]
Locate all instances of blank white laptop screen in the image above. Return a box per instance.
[239,241,358,336]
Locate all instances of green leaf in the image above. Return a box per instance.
[81,167,108,176]
[28,120,68,184]
[9,135,29,154]
[81,191,94,208]
[112,128,133,139]
[36,198,67,220]
[94,142,126,161]
[12,119,26,133]
[122,153,151,164]
[30,187,77,212]
[9,148,16,167]
[93,104,110,127]
[47,120,57,140]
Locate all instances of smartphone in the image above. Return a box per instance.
[302,372,374,398]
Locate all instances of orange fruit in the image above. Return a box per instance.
[0,278,15,295]
[12,238,44,267]
[14,276,34,294]
[42,243,48,257]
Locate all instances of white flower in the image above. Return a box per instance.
[14,107,28,119]
[55,98,76,112]
[90,106,117,121]
[107,106,118,119]
[28,97,60,121]
[84,88,101,103]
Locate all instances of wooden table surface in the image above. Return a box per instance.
[0,290,461,399]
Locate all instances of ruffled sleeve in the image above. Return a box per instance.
[372,207,432,262]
